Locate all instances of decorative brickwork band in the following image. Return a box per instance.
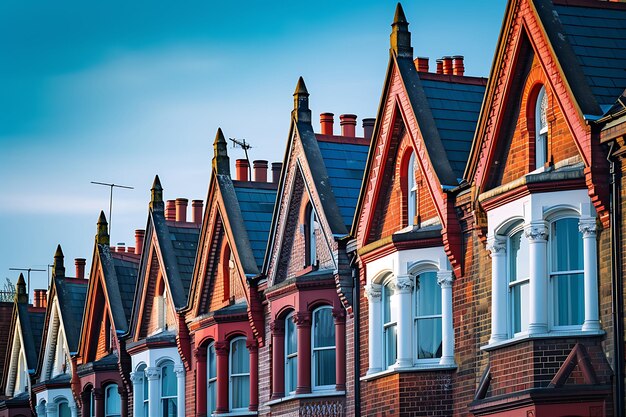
[299,401,343,417]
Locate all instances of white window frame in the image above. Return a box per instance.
[207,342,217,416]
[535,86,548,169]
[159,361,177,417]
[407,151,417,226]
[311,306,336,391]
[229,337,250,412]
[310,208,318,266]
[382,278,397,370]
[413,271,443,363]
[506,223,530,337]
[284,312,297,395]
[104,384,121,417]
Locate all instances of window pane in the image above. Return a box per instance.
[416,272,441,316]
[161,363,177,397]
[511,281,530,334]
[105,385,121,415]
[509,230,529,281]
[416,317,442,359]
[208,344,216,379]
[231,339,249,374]
[551,218,583,272]
[162,398,177,417]
[231,375,250,409]
[314,348,336,386]
[384,324,397,368]
[59,402,71,417]
[286,317,297,354]
[383,282,395,324]
[313,309,335,348]
[208,381,216,415]
[286,356,297,393]
[553,273,584,326]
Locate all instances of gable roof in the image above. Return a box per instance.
[55,277,89,353]
[16,303,45,371]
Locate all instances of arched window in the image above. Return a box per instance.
[285,312,297,394]
[229,337,250,411]
[207,343,217,415]
[58,400,71,417]
[535,86,548,169]
[312,306,335,389]
[160,361,177,416]
[550,217,584,327]
[382,280,397,369]
[304,204,318,267]
[407,151,417,227]
[414,271,442,360]
[104,384,121,417]
[222,244,232,302]
[508,225,530,335]
[137,364,148,417]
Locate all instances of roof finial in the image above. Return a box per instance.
[292,76,311,123]
[150,175,164,212]
[15,273,27,304]
[390,3,413,58]
[52,244,65,279]
[96,210,110,246]
[213,128,231,176]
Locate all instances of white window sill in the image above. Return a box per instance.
[211,411,258,417]
[265,390,345,406]
[360,362,457,382]
[481,329,605,352]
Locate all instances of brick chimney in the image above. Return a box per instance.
[272,162,282,184]
[34,289,47,308]
[340,114,357,137]
[175,198,188,222]
[442,56,453,75]
[436,59,443,74]
[116,243,126,253]
[126,247,135,253]
[253,160,268,182]
[236,159,249,181]
[453,55,465,76]
[75,258,86,279]
[414,57,429,72]
[135,229,145,255]
[165,200,176,221]
[362,118,375,140]
[192,200,203,225]
[320,113,334,135]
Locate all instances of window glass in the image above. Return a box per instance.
[313,307,336,388]
[407,151,417,226]
[230,338,250,410]
[58,401,71,417]
[551,218,584,326]
[105,385,121,417]
[160,362,177,417]
[414,272,442,359]
[509,229,530,334]
[383,281,397,368]
[285,313,297,394]
[207,343,217,415]
[535,86,548,168]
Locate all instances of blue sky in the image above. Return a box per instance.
[0,1,505,297]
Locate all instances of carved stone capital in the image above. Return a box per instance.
[436,270,454,288]
[394,275,414,294]
[246,339,258,352]
[270,320,285,335]
[174,365,185,378]
[486,236,506,255]
[46,403,58,413]
[130,371,144,385]
[145,367,160,381]
[214,341,229,356]
[294,312,312,327]
[524,222,548,242]
[364,283,382,302]
[579,218,597,238]
[193,347,207,361]
[332,307,346,323]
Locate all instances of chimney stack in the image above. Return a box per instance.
[453,55,465,76]
[436,59,443,74]
[236,159,249,181]
[175,198,188,222]
[116,243,126,253]
[135,230,145,255]
[75,258,86,279]
[33,289,47,308]
[362,118,375,140]
[165,200,176,221]
[192,200,203,225]
[442,56,453,75]
[126,247,135,253]
[272,162,282,184]
[340,114,357,137]
[253,160,268,182]
[414,57,429,72]
[320,113,334,135]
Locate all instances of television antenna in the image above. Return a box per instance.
[91,181,134,238]
[8,267,46,303]
[229,137,252,179]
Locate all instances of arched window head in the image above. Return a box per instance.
[312,306,336,389]
[535,86,548,169]
[285,312,297,394]
[104,384,121,417]
[407,151,418,227]
[229,337,250,411]
[160,361,177,416]
[207,343,217,415]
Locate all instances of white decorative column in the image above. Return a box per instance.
[526,221,549,335]
[580,217,600,331]
[130,371,144,417]
[70,404,77,417]
[487,236,508,343]
[437,270,455,366]
[395,275,414,368]
[36,403,46,417]
[174,365,186,417]
[146,366,160,417]
[365,283,382,374]
[46,403,56,417]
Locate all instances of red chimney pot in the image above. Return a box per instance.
[253,160,268,183]
[320,113,334,135]
[340,114,357,137]
[165,200,176,221]
[175,198,188,222]
[135,230,145,255]
[192,200,203,225]
[235,159,249,181]
[272,162,282,184]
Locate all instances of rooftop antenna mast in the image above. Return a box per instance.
[8,267,45,303]
[229,137,253,179]
[91,181,134,238]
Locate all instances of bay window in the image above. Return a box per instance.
[58,401,71,417]
[207,343,217,415]
[105,384,121,417]
[229,337,250,411]
[160,361,177,417]
[414,271,442,360]
[312,307,336,389]
[285,313,297,394]
[508,226,530,335]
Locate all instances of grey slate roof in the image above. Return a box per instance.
[317,140,369,229]
[420,78,486,179]
[111,255,139,325]
[167,224,200,299]
[233,185,277,269]
[15,304,45,371]
[553,2,626,110]
[55,278,88,352]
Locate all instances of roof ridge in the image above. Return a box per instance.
[552,0,626,11]
[418,72,488,86]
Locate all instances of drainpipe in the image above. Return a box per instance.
[351,252,361,417]
[608,140,625,416]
